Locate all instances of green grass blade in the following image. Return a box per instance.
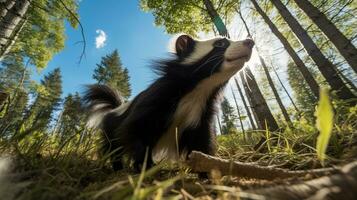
[315,88,334,164]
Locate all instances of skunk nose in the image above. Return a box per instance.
[243,38,255,49]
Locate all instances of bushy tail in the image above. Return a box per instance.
[82,84,123,129]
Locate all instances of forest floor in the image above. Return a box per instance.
[1,121,357,200]
[1,102,357,200]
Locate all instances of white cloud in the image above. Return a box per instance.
[95,29,107,49]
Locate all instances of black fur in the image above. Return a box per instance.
[83,36,231,171]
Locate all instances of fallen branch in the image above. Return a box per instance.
[187,151,337,180]
[246,161,357,200]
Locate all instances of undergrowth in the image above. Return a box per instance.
[0,103,356,200]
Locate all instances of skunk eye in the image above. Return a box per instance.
[214,39,229,48]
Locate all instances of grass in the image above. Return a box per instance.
[0,103,356,200]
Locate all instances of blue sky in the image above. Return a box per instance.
[32,0,171,98]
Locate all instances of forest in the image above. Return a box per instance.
[0,0,356,199]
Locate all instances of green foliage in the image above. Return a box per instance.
[287,60,317,121]
[20,68,63,137]
[93,49,131,99]
[140,0,238,36]
[0,56,30,136]
[315,88,334,163]
[9,0,79,70]
[58,92,84,143]
[220,97,237,135]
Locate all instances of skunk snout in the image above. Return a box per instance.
[243,38,255,49]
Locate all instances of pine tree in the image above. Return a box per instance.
[20,68,62,136]
[220,97,237,135]
[93,49,131,99]
[287,61,316,121]
[0,56,30,136]
[58,92,84,143]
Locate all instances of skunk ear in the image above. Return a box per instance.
[175,35,195,57]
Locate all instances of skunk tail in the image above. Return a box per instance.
[82,84,123,129]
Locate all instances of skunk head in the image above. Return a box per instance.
[160,35,254,85]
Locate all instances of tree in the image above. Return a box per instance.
[141,0,238,36]
[250,0,320,98]
[270,0,355,101]
[240,68,279,131]
[58,92,84,143]
[0,0,31,58]
[270,64,300,114]
[1,0,80,70]
[230,86,245,136]
[237,7,292,126]
[287,61,316,121]
[93,49,131,99]
[0,56,30,136]
[234,77,256,130]
[18,68,62,138]
[293,0,357,74]
[220,97,237,135]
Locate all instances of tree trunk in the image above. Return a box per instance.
[236,7,292,126]
[270,0,355,101]
[240,67,279,131]
[202,0,229,37]
[234,77,257,130]
[1,17,27,59]
[260,56,292,126]
[0,0,16,19]
[216,114,222,135]
[230,86,245,140]
[293,0,357,74]
[0,0,30,58]
[251,0,320,98]
[271,65,300,114]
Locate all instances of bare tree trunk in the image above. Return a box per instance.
[259,51,292,126]
[0,0,30,58]
[236,8,292,126]
[216,114,222,135]
[250,0,320,98]
[240,72,261,130]
[270,0,355,101]
[271,65,300,114]
[230,86,245,140]
[293,0,357,75]
[1,17,27,59]
[240,67,279,131]
[0,0,16,19]
[234,77,257,130]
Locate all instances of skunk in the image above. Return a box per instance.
[82,35,254,171]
